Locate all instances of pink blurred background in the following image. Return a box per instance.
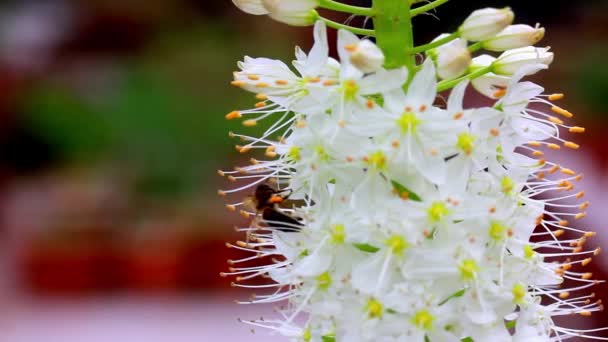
[0,0,606,340]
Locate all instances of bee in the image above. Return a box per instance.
[247,183,303,233]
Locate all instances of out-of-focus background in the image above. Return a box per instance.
[0,0,606,341]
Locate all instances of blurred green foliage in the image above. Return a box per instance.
[21,20,297,197]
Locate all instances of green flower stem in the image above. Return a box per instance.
[318,17,376,36]
[410,0,451,17]
[372,0,415,70]
[411,32,460,54]
[468,41,484,52]
[319,0,375,16]
[437,65,493,92]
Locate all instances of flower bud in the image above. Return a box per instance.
[493,46,554,75]
[482,24,545,51]
[429,34,471,80]
[348,40,385,73]
[262,0,319,26]
[459,7,514,41]
[232,0,269,15]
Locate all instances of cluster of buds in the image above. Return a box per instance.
[220,1,606,341]
[429,7,548,83]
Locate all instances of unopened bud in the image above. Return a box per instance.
[349,40,385,73]
[430,34,471,80]
[232,0,269,15]
[493,46,554,75]
[262,0,319,26]
[459,7,514,41]
[483,24,545,51]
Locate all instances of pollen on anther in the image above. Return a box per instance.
[217,190,226,197]
[569,126,585,133]
[551,106,574,118]
[532,150,544,157]
[564,141,580,149]
[561,168,576,176]
[453,112,463,120]
[554,229,565,237]
[583,258,593,266]
[226,111,242,120]
[366,99,375,109]
[231,80,245,87]
[344,44,357,52]
[493,89,507,98]
[255,101,266,108]
[392,140,400,148]
[580,202,590,210]
[594,247,601,256]
[548,116,564,125]
[323,80,336,86]
[547,143,561,150]
[247,74,260,81]
[243,119,258,127]
[419,105,427,112]
[227,175,236,182]
[295,119,306,128]
[490,128,499,136]
[274,80,288,86]
[559,292,570,299]
[256,93,268,101]
[226,204,236,211]
[548,93,564,101]
[528,141,542,147]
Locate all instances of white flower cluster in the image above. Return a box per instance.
[220,6,605,342]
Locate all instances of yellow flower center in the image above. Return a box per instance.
[428,201,450,222]
[331,224,346,244]
[386,235,409,255]
[288,146,301,161]
[317,272,332,291]
[343,80,359,100]
[366,298,383,319]
[489,221,508,241]
[512,283,526,304]
[457,133,475,155]
[367,151,387,171]
[412,310,435,330]
[459,259,479,281]
[397,112,421,134]
[524,245,535,260]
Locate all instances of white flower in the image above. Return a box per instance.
[493,46,554,75]
[483,24,546,51]
[430,34,471,80]
[232,0,268,15]
[262,0,319,26]
[348,40,385,73]
[459,7,514,41]
[223,5,605,342]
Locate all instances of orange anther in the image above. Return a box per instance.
[490,128,499,136]
[366,99,375,109]
[548,116,564,125]
[575,212,586,220]
[323,80,337,86]
[247,74,260,81]
[561,168,576,176]
[564,141,580,149]
[532,150,544,157]
[274,80,288,86]
[243,119,258,127]
[582,273,593,280]
[547,143,561,150]
[255,101,267,108]
[453,112,464,120]
[551,106,573,118]
[584,231,597,238]
[256,93,268,100]
[569,126,585,133]
[558,220,569,227]
[582,258,592,266]
[528,141,542,147]
[559,292,570,299]
[256,82,270,88]
[576,191,585,199]
[226,111,242,120]
[231,80,245,87]
[548,93,564,101]
[493,88,507,98]
[344,44,357,52]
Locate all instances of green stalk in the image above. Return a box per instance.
[372,0,415,70]
[319,0,375,16]
[468,41,483,52]
[436,66,493,92]
[411,32,459,53]
[410,0,450,17]
[318,17,376,36]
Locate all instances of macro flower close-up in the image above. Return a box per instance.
[220,0,608,340]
